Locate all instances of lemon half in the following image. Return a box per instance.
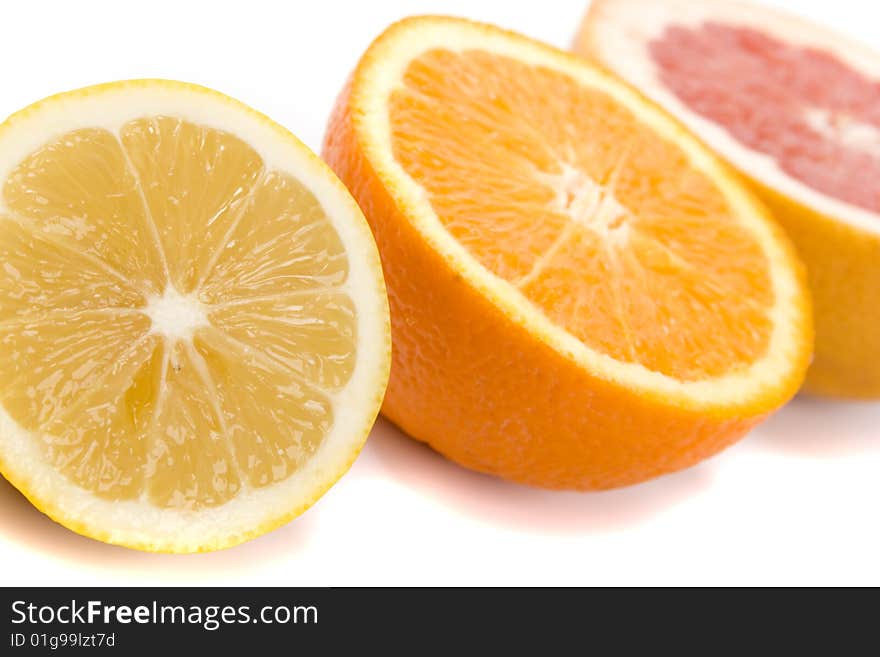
[0,80,390,552]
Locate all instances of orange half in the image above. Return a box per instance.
[323,16,812,489]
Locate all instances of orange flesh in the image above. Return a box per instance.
[389,49,773,380]
[650,22,880,214]
[0,118,355,509]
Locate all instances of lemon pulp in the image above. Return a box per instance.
[0,117,356,510]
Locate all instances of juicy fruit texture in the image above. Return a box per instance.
[1,120,350,507]
[650,23,880,214]
[576,0,880,397]
[324,16,812,489]
[0,81,390,551]
[391,49,773,381]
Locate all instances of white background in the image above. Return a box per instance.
[1,0,878,586]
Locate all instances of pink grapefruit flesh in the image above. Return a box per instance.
[650,22,880,214]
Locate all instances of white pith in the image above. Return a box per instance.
[146,288,209,340]
[583,0,880,236]
[0,81,390,552]
[356,18,808,411]
[537,163,632,246]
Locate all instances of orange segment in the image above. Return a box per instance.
[515,229,636,365]
[391,50,568,281]
[616,232,772,379]
[389,47,774,380]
